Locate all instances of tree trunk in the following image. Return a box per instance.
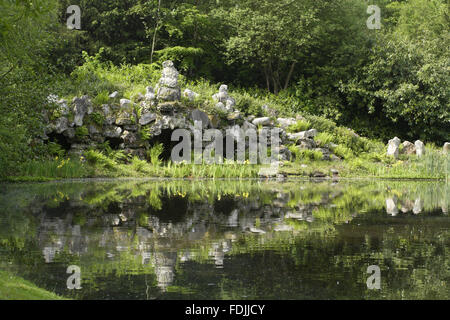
[150,0,162,64]
[269,61,279,95]
[263,65,270,92]
[284,61,296,90]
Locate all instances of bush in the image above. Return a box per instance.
[84,150,116,170]
[334,145,354,160]
[131,156,148,173]
[287,120,311,133]
[148,143,164,166]
[92,91,110,106]
[75,126,89,139]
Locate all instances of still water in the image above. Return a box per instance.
[0,179,448,299]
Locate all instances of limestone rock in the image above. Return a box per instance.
[120,99,132,109]
[109,91,119,99]
[415,140,425,157]
[145,86,156,104]
[121,130,139,148]
[54,117,69,134]
[190,109,210,129]
[73,96,92,127]
[139,112,157,126]
[401,141,416,155]
[277,118,297,128]
[103,126,122,138]
[157,61,181,101]
[57,99,70,116]
[296,139,316,150]
[183,89,199,101]
[387,137,401,158]
[63,128,75,140]
[227,111,242,121]
[88,124,100,136]
[212,84,235,112]
[252,117,271,126]
[444,142,450,154]
[242,121,256,132]
[115,111,134,126]
[287,129,317,141]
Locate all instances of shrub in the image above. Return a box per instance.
[47,142,66,157]
[334,145,354,160]
[289,147,323,162]
[92,91,110,106]
[315,132,334,147]
[287,120,311,133]
[148,143,164,166]
[90,112,104,126]
[84,150,116,170]
[75,126,89,139]
[131,156,148,173]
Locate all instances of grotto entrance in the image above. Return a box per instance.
[149,129,179,161]
[47,132,71,152]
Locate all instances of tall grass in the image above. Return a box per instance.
[17,158,88,179]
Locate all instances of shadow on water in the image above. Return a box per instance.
[0,179,448,299]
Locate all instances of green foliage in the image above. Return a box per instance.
[315,132,334,147]
[289,147,324,162]
[90,112,105,126]
[333,145,354,160]
[148,143,164,166]
[156,46,204,72]
[131,156,149,173]
[287,120,311,133]
[139,126,152,141]
[47,142,66,158]
[75,126,89,139]
[83,150,116,170]
[92,91,110,106]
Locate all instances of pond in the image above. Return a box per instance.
[0,179,448,299]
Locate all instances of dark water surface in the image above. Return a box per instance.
[0,179,448,299]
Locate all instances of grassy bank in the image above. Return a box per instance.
[0,270,67,300]
[4,149,448,182]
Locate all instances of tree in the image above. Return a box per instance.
[215,0,320,94]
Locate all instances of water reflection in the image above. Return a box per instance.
[0,179,448,299]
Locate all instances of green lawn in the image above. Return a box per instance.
[0,270,68,300]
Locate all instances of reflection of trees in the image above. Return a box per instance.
[0,180,448,299]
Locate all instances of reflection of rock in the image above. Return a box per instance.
[401,199,414,213]
[154,251,177,292]
[386,196,399,216]
[413,198,423,214]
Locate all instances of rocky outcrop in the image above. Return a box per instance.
[212,85,235,112]
[41,60,340,164]
[157,61,181,101]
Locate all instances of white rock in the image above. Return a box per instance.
[444,142,450,154]
[183,89,199,101]
[387,137,401,158]
[120,99,132,108]
[415,140,425,157]
[252,117,271,126]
